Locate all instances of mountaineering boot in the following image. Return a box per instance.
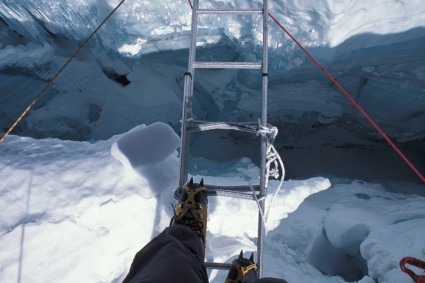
[170,177,208,246]
[225,251,258,283]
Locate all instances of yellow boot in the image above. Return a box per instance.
[225,251,258,283]
[170,178,208,246]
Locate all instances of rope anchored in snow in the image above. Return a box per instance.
[400,257,425,283]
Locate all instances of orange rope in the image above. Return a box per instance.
[0,0,127,143]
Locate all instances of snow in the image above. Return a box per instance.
[327,1,425,47]
[1,0,425,282]
[111,122,180,168]
[1,125,424,283]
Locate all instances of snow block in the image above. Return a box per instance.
[111,122,180,168]
[323,207,385,249]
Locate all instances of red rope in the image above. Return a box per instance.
[268,13,425,184]
[185,1,424,183]
[400,257,425,283]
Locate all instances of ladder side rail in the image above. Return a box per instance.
[179,0,200,186]
[257,0,269,277]
[179,78,192,186]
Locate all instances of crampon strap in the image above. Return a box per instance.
[400,257,425,283]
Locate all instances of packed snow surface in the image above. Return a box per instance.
[0,123,424,283]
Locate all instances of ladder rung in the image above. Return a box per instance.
[187,120,258,133]
[197,9,262,15]
[207,184,261,192]
[207,184,261,200]
[209,190,257,200]
[193,61,262,69]
[204,262,232,270]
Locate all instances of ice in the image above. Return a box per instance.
[111,122,180,168]
[1,0,425,282]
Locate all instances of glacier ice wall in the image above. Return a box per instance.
[0,0,424,180]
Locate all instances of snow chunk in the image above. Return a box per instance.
[111,122,180,169]
[324,207,385,248]
[118,38,147,56]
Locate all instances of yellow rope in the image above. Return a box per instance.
[0,0,127,143]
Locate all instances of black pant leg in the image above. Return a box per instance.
[123,225,208,283]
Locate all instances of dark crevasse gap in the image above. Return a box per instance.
[102,68,131,86]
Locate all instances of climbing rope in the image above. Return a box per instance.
[400,257,425,283]
[249,182,268,232]
[250,122,286,234]
[257,121,286,226]
[249,143,286,234]
[0,0,127,143]
[264,144,285,224]
[268,13,425,184]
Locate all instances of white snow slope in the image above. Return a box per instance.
[0,123,424,283]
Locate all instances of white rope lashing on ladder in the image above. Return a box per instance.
[250,120,285,234]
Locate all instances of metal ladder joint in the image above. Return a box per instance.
[186,119,277,136]
[186,120,259,134]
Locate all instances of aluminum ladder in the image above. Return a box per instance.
[178,0,272,277]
